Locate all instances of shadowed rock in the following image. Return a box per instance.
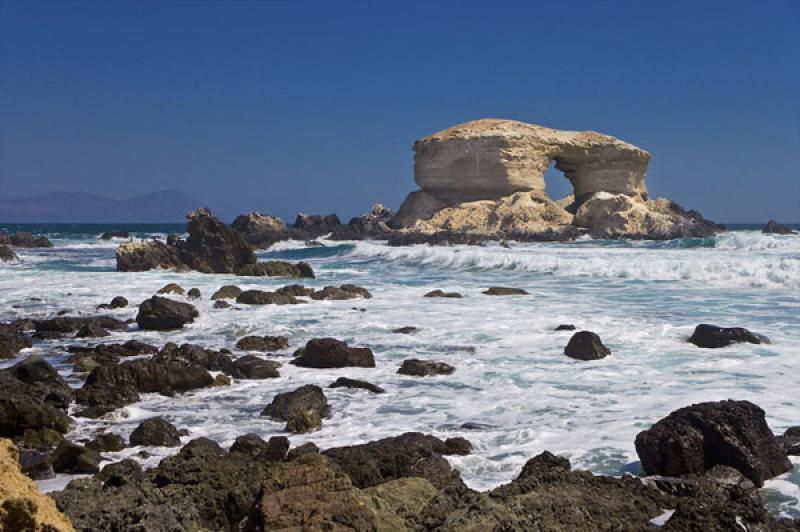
[236,260,314,278]
[231,212,289,248]
[329,377,385,394]
[688,324,768,348]
[235,335,289,352]
[762,220,796,234]
[291,338,375,368]
[136,296,198,330]
[310,284,372,300]
[564,331,610,360]
[235,290,301,305]
[397,359,455,376]
[483,286,528,295]
[130,417,181,447]
[424,289,463,298]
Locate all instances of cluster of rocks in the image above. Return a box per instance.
[0,231,53,248]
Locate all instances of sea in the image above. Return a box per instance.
[1,222,798,518]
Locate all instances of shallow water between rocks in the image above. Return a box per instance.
[1,224,798,519]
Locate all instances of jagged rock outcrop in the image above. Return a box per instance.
[391,119,723,240]
[231,212,289,248]
[762,220,796,235]
[0,231,53,248]
[0,438,75,531]
[116,208,256,273]
[0,245,19,262]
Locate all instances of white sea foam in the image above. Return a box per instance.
[1,230,797,517]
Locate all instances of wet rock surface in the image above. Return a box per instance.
[291,338,376,368]
[211,284,242,300]
[129,417,182,447]
[635,400,792,486]
[310,284,372,300]
[235,289,301,305]
[260,384,329,432]
[231,212,289,248]
[329,376,386,394]
[424,289,463,298]
[482,286,529,295]
[564,330,611,360]
[397,359,455,376]
[136,296,198,330]
[235,335,289,352]
[235,260,314,278]
[0,244,18,262]
[688,323,768,348]
[762,220,796,235]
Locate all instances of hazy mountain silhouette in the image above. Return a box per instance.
[0,190,216,223]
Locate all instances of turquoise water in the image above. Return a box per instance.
[1,225,798,517]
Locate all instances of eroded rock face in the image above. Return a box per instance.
[231,212,289,248]
[392,119,723,240]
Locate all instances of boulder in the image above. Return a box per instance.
[86,432,126,452]
[33,316,128,337]
[235,290,300,305]
[186,288,201,299]
[101,230,129,239]
[51,441,102,474]
[424,289,463,298]
[0,438,75,531]
[156,282,184,295]
[236,260,314,278]
[634,400,792,486]
[136,296,198,330]
[290,213,342,239]
[329,377,385,394]
[444,437,473,455]
[262,436,290,461]
[68,340,157,358]
[211,284,242,300]
[75,322,109,338]
[0,371,72,438]
[6,356,67,390]
[555,324,576,331]
[762,220,796,234]
[0,245,18,262]
[235,335,289,352]
[99,295,128,309]
[397,359,455,376]
[688,324,767,348]
[310,284,372,300]
[231,212,289,248]
[564,331,611,360]
[6,232,53,248]
[261,385,328,433]
[228,355,280,379]
[291,338,375,368]
[156,343,234,373]
[229,433,268,457]
[285,410,323,433]
[129,417,182,447]
[276,283,315,297]
[776,426,800,456]
[483,286,528,295]
[115,240,188,272]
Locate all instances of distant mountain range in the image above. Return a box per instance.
[0,190,216,223]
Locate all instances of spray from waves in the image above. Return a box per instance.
[344,234,800,290]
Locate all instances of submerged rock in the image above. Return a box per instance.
[329,377,385,394]
[688,323,768,348]
[397,359,455,376]
[564,331,611,360]
[424,289,463,298]
[291,338,375,368]
[483,286,529,295]
[261,384,328,433]
[235,290,301,305]
[635,400,792,486]
[136,296,198,330]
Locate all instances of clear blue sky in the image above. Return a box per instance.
[1,0,798,222]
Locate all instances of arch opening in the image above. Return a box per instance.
[543,159,574,204]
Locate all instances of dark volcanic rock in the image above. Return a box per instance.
[101,230,129,240]
[310,284,372,300]
[18,448,55,480]
[330,377,385,394]
[564,331,611,360]
[156,343,234,373]
[7,355,68,391]
[68,339,158,359]
[0,244,18,262]
[0,330,32,359]
[262,436,290,461]
[291,338,375,368]
[762,220,796,235]
[211,284,242,300]
[33,316,128,337]
[236,260,314,279]
[776,426,800,456]
[444,437,473,455]
[228,355,280,379]
[688,323,767,348]
[391,326,419,334]
[86,432,126,452]
[235,290,300,305]
[483,286,529,295]
[323,432,455,488]
[136,296,198,330]
[231,212,289,249]
[397,359,455,376]
[424,289,463,298]
[235,335,289,352]
[157,282,185,295]
[130,417,182,447]
[635,400,792,486]
[290,213,342,239]
[555,324,576,331]
[261,384,329,431]
[97,295,129,310]
[51,441,102,474]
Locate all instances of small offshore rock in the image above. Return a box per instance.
[291,338,375,368]
[688,324,767,348]
[213,300,231,309]
[157,282,185,295]
[483,286,529,295]
[236,260,314,279]
[136,296,198,330]
[129,417,182,447]
[101,230,129,240]
[0,245,19,262]
[775,426,800,456]
[391,326,419,334]
[276,284,315,297]
[310,284,372,300]
[236,335,289,352]
[236,290,300,305]
[330,377,385,394]
[212,374,231,386]
[187,288,201,299]
[229,355,280,379]
[564,331,610,360]
[211,284,242,300]
[444,437,473,455]
[555,324,576,331]
[86,432,126,452]
[424,289,463,298]
[762,220,796,234]
[397,359,455,376]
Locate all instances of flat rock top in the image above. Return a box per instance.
[416,118,650,157]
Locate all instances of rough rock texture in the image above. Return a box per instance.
[0,438,75,531]
[635,400,792,486]
[231,212,289,248]
[688,323,768,348]
[392,119,723,240]
[424,289,463,298]
[0,369,72,439]
[100,230,129,240]
[130,417,182,447]
[330,377,386,394]
[310,284,372,300]
[483,286,528,295]
[762,220,796,234]
[0,329,32,359]
[397,359,455,376]
[261,385,328,433]
[51,441,102,474]
[0,244,19,262]
[564,331,611,360]
[235,260,314,278]
[211,285,242,300]
[235,335,289,352]
[116,208,256,273]
[1,232,54,248]
[290,213,342,239]
[291,338,376,368]
[228,355,281,379]
[156,282,184,295]
[136,296,198,330]
[235,290,301,305]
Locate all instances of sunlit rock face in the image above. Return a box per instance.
[393,119,721,239]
